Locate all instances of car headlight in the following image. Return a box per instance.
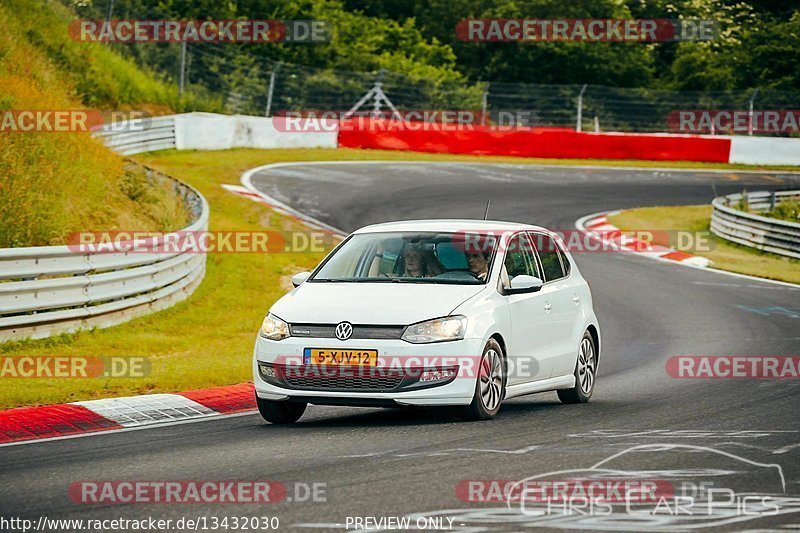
[260,313,290,341]
[401,316,467,344]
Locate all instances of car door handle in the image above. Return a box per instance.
[544,302,552,312]
[572,295,581,304]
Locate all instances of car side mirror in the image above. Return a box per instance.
[291,271,312,287]
[506,275,543,294]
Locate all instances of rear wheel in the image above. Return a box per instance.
[460,339,506,421]
[557,331,597,404]
[256,395,307,424]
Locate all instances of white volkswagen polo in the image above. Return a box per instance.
[253,220,600,423]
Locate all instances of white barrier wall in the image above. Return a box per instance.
[729,136,800,165]
[104,112,797,165]
[174,113,338,150]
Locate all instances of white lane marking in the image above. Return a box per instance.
[693,281,800,291]
[75,394,215,427]
[716,441,800,455]
[240,162,348,237]
[454,445,540,454]
[569,429,799,439]
[396,445,540,457]
[576,210,800,289]
[343,445,539,459]
[0,410,258,448]
[245,159,800,176]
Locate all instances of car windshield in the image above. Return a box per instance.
[310,231,497,284]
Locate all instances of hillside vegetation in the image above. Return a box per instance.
[0,0,200,246]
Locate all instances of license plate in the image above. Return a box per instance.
[303,348,378,366]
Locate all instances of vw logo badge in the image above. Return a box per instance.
[335,322,353,341]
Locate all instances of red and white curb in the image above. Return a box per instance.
[0,383,256,446]
[577,210,712,268]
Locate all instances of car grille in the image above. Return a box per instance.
[276,365,406,392]
[289,324,405,340]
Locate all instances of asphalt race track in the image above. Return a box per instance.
[2,162,799,531]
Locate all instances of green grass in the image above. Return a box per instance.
[2,0,220,112]
[608,205,800,284]
[0,0,210,247]
[765,199,800,223]
[3,146,800,409]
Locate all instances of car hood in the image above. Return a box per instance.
[270,282,485,325]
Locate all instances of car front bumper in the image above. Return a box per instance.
[252,335,486,406]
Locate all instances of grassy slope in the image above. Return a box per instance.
[0,0,208,246]
[608,205,800,284]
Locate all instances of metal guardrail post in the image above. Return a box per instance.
[265,65,279,117]
[748,88,759,136]
[481,83,489,126]
[179,41,187,95]
[576,84,587,132]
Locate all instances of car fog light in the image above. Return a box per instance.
[420,367,458,382]
[259,364,276,378]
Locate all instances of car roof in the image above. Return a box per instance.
[354,219,549,234]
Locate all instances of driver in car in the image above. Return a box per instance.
[465,251,490,281]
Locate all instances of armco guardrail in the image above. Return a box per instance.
[0,166,208,341]
[710,190,800,259]
[93,115,177,155]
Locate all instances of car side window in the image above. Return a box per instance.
[557,246,571,277]
[503,233,539,284]
[530,233,566,282]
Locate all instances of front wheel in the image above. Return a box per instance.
[256,395,307,424]
[460,339,506,421]
[557,331,597,404]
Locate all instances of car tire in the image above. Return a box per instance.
[460,338,506,421]
[557,331,597,404]
[256,395,307,424]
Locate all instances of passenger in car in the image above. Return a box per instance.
[403,248,427,277]
[401,247,443,277]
